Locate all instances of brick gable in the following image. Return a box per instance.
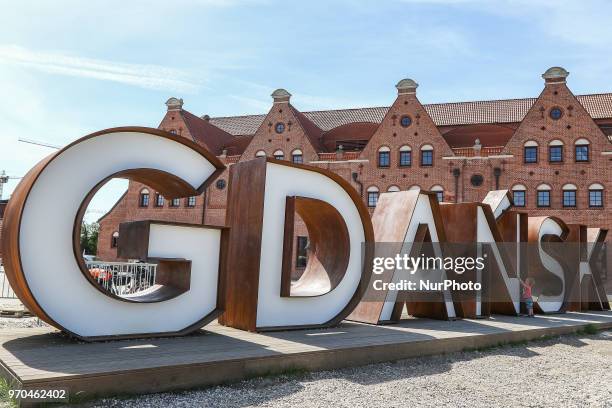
[240,97,322,162]
[358,81,455,203]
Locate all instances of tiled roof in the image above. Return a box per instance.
[181,110,234,154]
[208,93,612,136]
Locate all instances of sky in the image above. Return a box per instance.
[1,0,612,221]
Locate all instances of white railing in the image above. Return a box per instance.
[0,262,157,299]
[0,266,17,299]
[85,261,157,297]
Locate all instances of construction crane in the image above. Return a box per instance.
[18,137,62,150]
[0,171,22,201]
[0,138,62,200]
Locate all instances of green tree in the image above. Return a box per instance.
[80,222,100,256]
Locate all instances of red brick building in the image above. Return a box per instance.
[95,67,611,260]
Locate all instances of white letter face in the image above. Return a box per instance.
[534,218,566,313]
[256,162,366,328]
[8,128,224,339]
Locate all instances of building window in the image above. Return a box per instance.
[170,198,180,207]
[470,174,484,187]
[575,139,590,162]
[420,145,433,166]
[255,150,266,158]
[275,122,285,134]
[378,147,390,167]
[273,149,284,160]
[524,143,538,163]
[513,190,526,207]
[575,145,589,161]
[549,107,563,120]
[431,185,444,202]
[111,232,119,248]
[562,189,576,207]
[537,191,550,207]
[549,145,563,162]
[155,193,164,207]
[387,185,400,192]
[400,115,412,127]
[292,149,303,164]
[589,184,604,207]
[296,236,308,268]
[399,146,412,167]
[139,189,150,207]
[537,184,551,207]
[367,186,379,208]
[169,129,177,135]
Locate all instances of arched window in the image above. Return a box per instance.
[292,149,303,164]
[399,145,412,167]
[273,149,284,160]
[387,185,400,192]
[111,232,119,248]
[255,150,266,158]
[524,141,538,163]
[536,184,551,207]
[588,183,604,208]
[575,138,590,162]
[139,189,149,207]
[367,186,379,208]
[378,146,390,168]
[408,185,421,191]
[430,185,444,202]
[548,140,564,163]
[562,183,577,208]
[420,144,433,166]
[511,184,527,207]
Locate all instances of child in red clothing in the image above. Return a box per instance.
[520,277,535,317]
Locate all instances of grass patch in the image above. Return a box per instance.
[577,324,598,335]
[0,378,17,408]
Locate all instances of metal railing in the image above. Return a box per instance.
[0,262,157,299]
[86,261,158,297]
[451,146,505,157]
[0,266,17,299]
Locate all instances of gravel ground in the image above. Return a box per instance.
[73,331,612,408]
[0,316,46,329]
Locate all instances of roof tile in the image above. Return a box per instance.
[208,93,612,136]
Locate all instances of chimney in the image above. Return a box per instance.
[201,114,211,121]
[271,88,291,104]
[542,66,569,85]
[395,78,418,95]
[165,97,183,111]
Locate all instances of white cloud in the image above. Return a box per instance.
[0,45,201,93]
